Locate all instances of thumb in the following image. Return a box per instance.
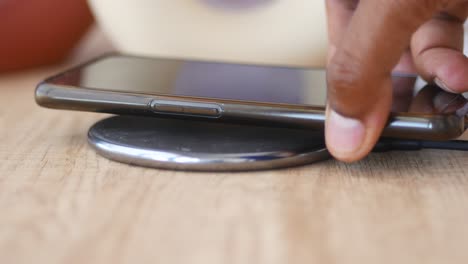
[325,0,444,162]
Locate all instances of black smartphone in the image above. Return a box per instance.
[36,54,468,140]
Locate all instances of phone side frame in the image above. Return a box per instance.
[35,83,465,141]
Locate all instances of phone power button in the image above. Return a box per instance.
[150,100,222,118]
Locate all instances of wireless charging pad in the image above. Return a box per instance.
[88,116,330,171]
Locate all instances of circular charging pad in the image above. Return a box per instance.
[88,116,330,171]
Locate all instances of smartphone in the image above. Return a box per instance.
[36,54,468,140]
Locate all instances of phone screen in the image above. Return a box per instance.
[51,55,467,114]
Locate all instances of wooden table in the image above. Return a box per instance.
[1,30,468,264]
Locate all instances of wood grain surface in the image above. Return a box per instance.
[1,29,468,264]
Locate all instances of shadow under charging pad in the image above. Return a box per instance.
[88,116,330,171]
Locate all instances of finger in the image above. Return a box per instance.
[411,3,468,93]
[325,0,358,63]
[326,0,443,162]
[326,1,418,72]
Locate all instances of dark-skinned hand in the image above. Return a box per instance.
[326,0,468,162]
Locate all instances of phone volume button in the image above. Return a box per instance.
[150,100,222,118]
[151,103,185,113]
[183,106,220,116]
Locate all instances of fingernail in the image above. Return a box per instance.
[327,110,366,154]
[434,77,456,94]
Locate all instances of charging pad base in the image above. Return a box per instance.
[87,116,330,171]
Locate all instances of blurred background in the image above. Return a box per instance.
[0,0,330,74]
[0,0,112,72]
[0,0,466,74]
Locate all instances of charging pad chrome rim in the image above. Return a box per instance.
[87,116,330,172]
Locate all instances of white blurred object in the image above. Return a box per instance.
[69,26,115,64]
[87,0,328,67]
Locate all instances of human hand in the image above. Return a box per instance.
[325,0,468,162]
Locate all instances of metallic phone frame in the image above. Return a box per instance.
[35,53,466,141]
[36,82,465,141]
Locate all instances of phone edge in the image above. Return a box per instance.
[35,84,465,141]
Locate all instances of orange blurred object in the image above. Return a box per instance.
[0,0,93,72]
